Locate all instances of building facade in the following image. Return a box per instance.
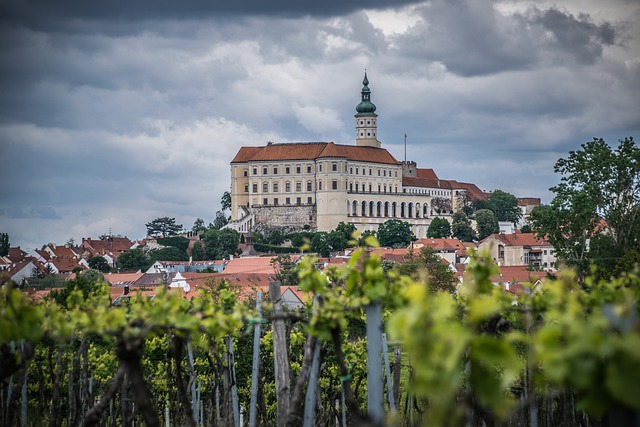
[228,74,484,237]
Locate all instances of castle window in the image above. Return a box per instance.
[273,183,279,193]
[273,167,278,174]
[369,168,372,175]
[384,170,387,177]
[360,120,364,125]
[350,167,353,174]
[356,168,359,175]
[332,163,337,171]
[263,182,268,192]
[285,182,291,192]
[307,165,312,173]
[253,168,257,175]
[350,183,353,192]
[378,169,381,176]
[286,197,290,204]
[319,181,322,190]
[367,132,371,136]
[296,197,301,206]
[367,120,371,125]
[360,132,364,137]
[307,197,312,204]
[319,164,322,172]
[252,183,258,193]
[286,166,290,174]
[243,169,248,177]
[307,181,312,191]
[378,184,381,192]
[296,182,302,192]
[332,180,338,190]
[274,198,278,206]
[263,167,268,175]
[369,184,372,192]
[244,184,249,193]
[263,198,268,205]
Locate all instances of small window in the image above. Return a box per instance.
[253,168,257,175]
[369,168,372,175]
[273,183,279,193]
[367,120,371,125]
[274,198,278,205]
[356,168,359,175]
[378,169,381,176]
[332,180,338,190]
[296,166,301,173]
[307,197,312,204]
[296,182,301,192]
[543,250,547,255]
[350,167,353,174]
[244,184,249,193]
[384,170,387,177]
[252,183,258,193]
[263,198,268,205]
[319,181,322,190]
[286,166,290,174]
[369,184,372,192]
[285,182,291,192]
[296,197,301,206]
[243,169,248,177]
[332,163,337,171]
[307,181,312,191]
[263,182,268,192]
[319,164,322,172]
[307,165,312,173]
[286,197,290,204]
[263,167,268,175]
[273,167,278,174]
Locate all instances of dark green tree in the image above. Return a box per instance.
[451,212,477,242]
[145,217,183,237]
[530,137,640,282]
[203,228,239,260]
[271,254,299,287]
[394,247,457,293]
[520,224,532,233]
[191,241,204,261]
[431,197,452,214]
[117,248,150,272]
[157,236,190,253]
[475,209,499,240]
[0,232,9,256]
[149,247,189,263]
[221,191,232,211]
[335,222,357,244]
[427,218,451,238]
[485,190,522,224]
[212,210,229,230]
[377,219,415,248]
[88,256,111,273]
[311,232,331,257]
[326,229,349,252]
[192,218,206,235]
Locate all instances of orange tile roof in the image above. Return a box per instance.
[482,233,552,247]
[416,168,438,179]
[414,238,466,252]
[453,182,487,200]
[104,272,144,285]
[231,142,400,165]
[402,177,453,189]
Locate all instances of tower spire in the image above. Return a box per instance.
[354,71,380,148]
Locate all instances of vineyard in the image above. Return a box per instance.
[2,243,640,427]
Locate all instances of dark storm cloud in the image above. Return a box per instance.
[390,0,622,77]
[0,206,61,220]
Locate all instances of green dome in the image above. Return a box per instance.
[355,72,377,115]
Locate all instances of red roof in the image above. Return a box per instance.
[414,238,466,252]
[416,168,438,179]
[481,233,552,247]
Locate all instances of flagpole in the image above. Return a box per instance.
[404,133,407,163]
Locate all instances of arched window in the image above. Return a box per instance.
[416,203,421,218]
[392,202,397,218]
[401,202,406,218]
[384,202,389,217]
[352,201,358,216]
[408,203,414,218]
[376,201,382,217]
[423,204,429,218]
[369,201,375,217]
[361,201,367,217]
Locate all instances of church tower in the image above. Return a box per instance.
[354,72,381,148]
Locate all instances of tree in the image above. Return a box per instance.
[520,224,532,233]
[145,217,183,237]
[192,218,206,235]
[394,247,457,293]
[431,197,452,214]
[65,237,76,247]
[451,212,476,242]
[149,247,189,263]
[335,222,357,244]
[0,232,8,256]
[427,218,451,238]
[377,219,415,248]
[485,190,522,224]
[221,191,232,211]
[88,256,111,273]
[271,254,299,287]
[311,232,331,257]
[157,236,190,253]
[203,228,239,260]
[212,210,229,230]
[191,241,204,261]
[530,137,640,281]
[117,248,150,272]
[475,209,499,240]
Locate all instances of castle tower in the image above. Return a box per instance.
[354,72,381,148]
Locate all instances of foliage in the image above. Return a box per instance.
[394,247,457,293]
[88,256,111,273]
[520,224,532,233]
[451,211,477,242]
[482,189,522,224]
[271,254,299,287]
[149,247,189,263]
[191,241,204,261]
[192,218,206,235]
[145,216,183,237]
[221,191,232,212]
[0,232,9,256]
[117,248,150,272]
[377,219,415,248]
[203,228,239,260]
[157,236,190,253]
[427,217,451,238]
[531,137,640,282]
[475,209,499,240]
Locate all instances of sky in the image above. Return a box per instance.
[1,0,638,250]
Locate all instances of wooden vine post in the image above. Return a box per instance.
[269,280,290,427]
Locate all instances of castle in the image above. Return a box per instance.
[228,73,484,238]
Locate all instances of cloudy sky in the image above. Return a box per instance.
[1,0,638,250]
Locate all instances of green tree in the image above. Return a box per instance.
[326,229,349,252]
[149,247,189,263]
[212,210,229,230]
[271,254,299,287]
[427,217,451,238]
[145,217,183,237]
[520,224,532,233]
[485,189,522,224]
[335,222,357,244]
[192,218,206,235]
[377,219,415,248]
[431,197,452,214]
[451,212,476,242]
[157,236,190,253]
[191,241,204,261]
[394,247,457,293]
[221,191,232,211]
[203,228,239,260]
[117,248,150,272]
[0,232,9,256]
[530,137,640,281]
[475,209,499,240]
[88,256,111,273]
[311,232,331,257]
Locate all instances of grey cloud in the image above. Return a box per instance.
[0,206,61,219]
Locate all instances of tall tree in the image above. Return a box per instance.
[485,190,522,224]
[475,209,499,240]
[117,248,150,272]
[0,232,8,256]
[192,218,206,235]
[212,210,229,230]
[530,137,640,281]
[395,247,457,293]
[203,228,239,260]
[221,191,232,212]
[451,212,477,242]
[377,219,415,248]
[431,197,452,214]
[427,218,451,239]
[145,217,183,237]
[88,255,111,273]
